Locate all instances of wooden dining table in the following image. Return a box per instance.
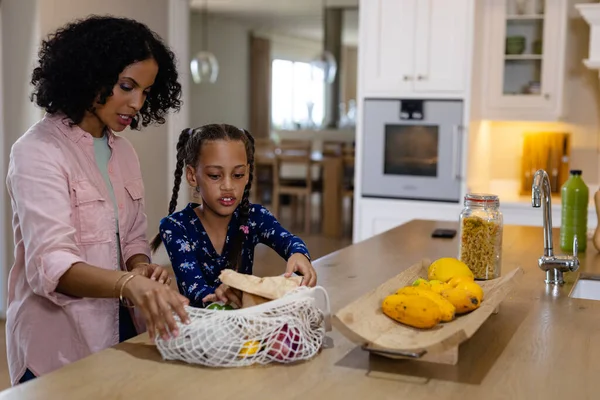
[253,147,345,239]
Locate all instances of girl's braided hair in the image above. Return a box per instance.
[151,124,255,272]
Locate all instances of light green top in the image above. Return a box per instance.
[93,134,121,263]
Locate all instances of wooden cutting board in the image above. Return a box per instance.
[333,259,523,365]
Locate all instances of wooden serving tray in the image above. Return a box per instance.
[333,259,524,365]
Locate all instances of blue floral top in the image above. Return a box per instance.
[159,202,311,307]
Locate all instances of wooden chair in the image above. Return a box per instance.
[322,140,344,157]
[317,141,355,232]
[252,137,277,204]
[342,145,355,230]
[271,140,318,233]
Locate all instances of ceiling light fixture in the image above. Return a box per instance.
[310,0,337,84]
[190,0,219,84]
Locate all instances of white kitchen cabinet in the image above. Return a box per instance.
[356,197,597,244]
[480,0,568,121]
[360,0,472,98]
[356,197,462,243]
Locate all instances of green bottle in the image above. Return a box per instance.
[560,170,589,253]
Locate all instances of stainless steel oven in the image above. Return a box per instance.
[361,99,464,202]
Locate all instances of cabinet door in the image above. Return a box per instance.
[356,198,462,243]
[413,0,470,94]
[362,0,417,96]
[482,0,567,120]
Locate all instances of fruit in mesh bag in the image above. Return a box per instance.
[267,324,303,361]
[238,340,262,357]
[206,301,235,310]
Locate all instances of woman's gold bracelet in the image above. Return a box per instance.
[116,273,137,309]
[114,273,130,297]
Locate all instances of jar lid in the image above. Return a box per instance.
[464,193,500,206]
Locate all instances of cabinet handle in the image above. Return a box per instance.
[452,125,464,180]
[417,75,427,80]
[544,93,550,100]
[403,75,413,81]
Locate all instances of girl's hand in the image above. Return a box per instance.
[122,275,190,342]
[285,253,317,287]
[131,262,172,286]
[202,284,242,308]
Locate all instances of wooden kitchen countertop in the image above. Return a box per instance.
[2,220,600,399]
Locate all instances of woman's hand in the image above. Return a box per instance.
[284,253,317,287]
[122,275,190,342]
[131,262,172,286]
[202,284,242,308]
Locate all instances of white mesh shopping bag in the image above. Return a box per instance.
[155,286,331,367]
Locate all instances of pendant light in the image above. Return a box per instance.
[190,0,219,84]
[310,0,337,84]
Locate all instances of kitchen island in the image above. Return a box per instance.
[2,220,600,399]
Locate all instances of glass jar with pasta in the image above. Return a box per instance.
[458,193,503,280]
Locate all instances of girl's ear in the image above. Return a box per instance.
[186,165,198,187]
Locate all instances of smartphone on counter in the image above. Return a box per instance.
[431,228,457,239]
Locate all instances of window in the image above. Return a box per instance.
[271,59,325,130]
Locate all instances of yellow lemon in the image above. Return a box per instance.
[428,257,473,283]
[239,340,261,357]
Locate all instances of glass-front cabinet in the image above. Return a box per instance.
[481,0,568,121]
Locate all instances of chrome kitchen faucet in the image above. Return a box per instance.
[531,169,579,285]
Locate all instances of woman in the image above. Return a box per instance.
[5,15,190,385]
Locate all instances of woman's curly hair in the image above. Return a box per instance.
[31,15,182,129]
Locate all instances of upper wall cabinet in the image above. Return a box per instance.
[360,0,472,98]
[480,0,568,121]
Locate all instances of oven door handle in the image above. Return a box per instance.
[452,125,464,180]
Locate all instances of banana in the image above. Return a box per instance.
[382,293,442,329]
[396,286,456,322]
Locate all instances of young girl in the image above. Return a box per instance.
[151,124,317,308]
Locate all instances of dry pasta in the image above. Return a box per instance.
[459,215,502,279]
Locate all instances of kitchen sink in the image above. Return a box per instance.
[569,276,600,301]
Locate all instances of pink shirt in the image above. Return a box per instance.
[5,113,151,385]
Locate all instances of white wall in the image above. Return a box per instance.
[189,12,250,129]
[168,0,192,214]
[1,0,190,315]
[0,1,5,320]
[1,0,43,318]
